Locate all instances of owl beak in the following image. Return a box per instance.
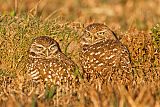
[45,49,49,57]
[92,35,97,43]
[91,35,94,43]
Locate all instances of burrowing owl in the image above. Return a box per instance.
[79,23,132,84]
[27,36,79,87]
[80,23,118,47]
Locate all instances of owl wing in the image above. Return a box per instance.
[57,52,82,81]
[81,40,132,73]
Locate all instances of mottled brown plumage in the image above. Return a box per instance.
[80,23,132,84]
[27,36,79,87]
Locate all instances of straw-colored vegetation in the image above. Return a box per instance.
[0,0,160,107]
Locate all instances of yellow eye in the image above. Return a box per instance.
[50,44,57,50]
[36,46,43,51]
[97,31,105,35]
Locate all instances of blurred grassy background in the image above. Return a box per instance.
[0,0,160,107]
[0,0,159,30]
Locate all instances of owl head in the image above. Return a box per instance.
[80,23,118,47]
[29,36,61,59]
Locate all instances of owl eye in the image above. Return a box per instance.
[36,46,44,51]
[49,44,57,50]
[97,31,105,35]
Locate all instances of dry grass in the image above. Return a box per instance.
[0,0,160,107]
